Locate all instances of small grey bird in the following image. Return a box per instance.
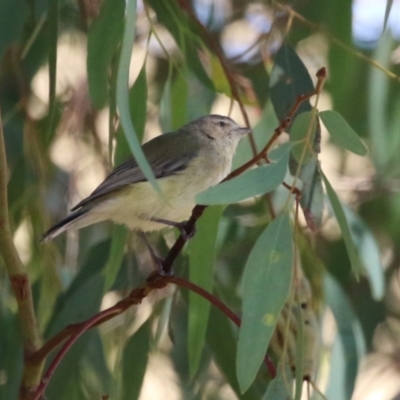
[42,115,250,242]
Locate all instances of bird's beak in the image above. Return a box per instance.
[236,126,252,136]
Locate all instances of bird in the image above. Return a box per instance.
[41,115,250,242]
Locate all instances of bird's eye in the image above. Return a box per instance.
[219,121,226,127]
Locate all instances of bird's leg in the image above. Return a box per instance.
[138,231,171,275]
[151,218,196,241]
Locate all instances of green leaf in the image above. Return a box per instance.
[187,206,223,378]
[319,110,368,156]
[103,224,128,291]
[383,0,393,31]
[122,321,151,400]
[342,205,385,301]
[324,275,366,400]
[298,158,324,231]
[262,365,293,400]
[270,43,314,121]
[207,306,260,400]
[290,111,318,163]
[270,43,323,230]
[322,171,363,278]
[116,0,159,192]
[196,143,291,205]
[237,214,293,393]
[87,0,125,109]
[114,63,148,164]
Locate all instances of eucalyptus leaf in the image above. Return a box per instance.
[117,0,158,192]
[324,275,366,400]
[322,171,363,278]
[196,143,291,205]
[319,110,368,156]
[188,206,223,378]
[87,0,125,109]
[237,214,293,393]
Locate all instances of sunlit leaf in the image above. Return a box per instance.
[196,143,291,205]
[188,206,223,378]
[237,214,293,393]
[322,171,363,278]
[319,110,368,156]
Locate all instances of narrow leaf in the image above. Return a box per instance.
[114,63,148,164]
[324,275,366,399]
[383,0,393,32]
[116,0,159,191]
[342,205,384,300]
[319,110,368,156]
[188,206,223,378]
[237,214,293,393]
[122,322,151,400]
[87,0,125,109]
[290,111,318,163]
[322,171,363,278]
[196,143,291,205]
[103,224,128,291]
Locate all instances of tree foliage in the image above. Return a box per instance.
[0,1,398,399]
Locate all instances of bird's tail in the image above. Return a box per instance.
[41,208,91,242]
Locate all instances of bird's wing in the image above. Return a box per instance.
[71,145,197,211]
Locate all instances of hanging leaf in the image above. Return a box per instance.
[319,110,368,156]
[116,0,158,192]
[196,143,291,205]
[87,0,125,109]
[322,171,363,278]
[237,214,293,393]
[290,111,318,163]
[188,206,223,378]
[324,275,366,400]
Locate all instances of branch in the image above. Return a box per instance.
[0,107,44,397]
[32,274,276,400]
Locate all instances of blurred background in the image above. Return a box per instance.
[1,0,400,399]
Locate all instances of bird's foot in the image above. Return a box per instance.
[138,231,172,275]
[152,218,196,241]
